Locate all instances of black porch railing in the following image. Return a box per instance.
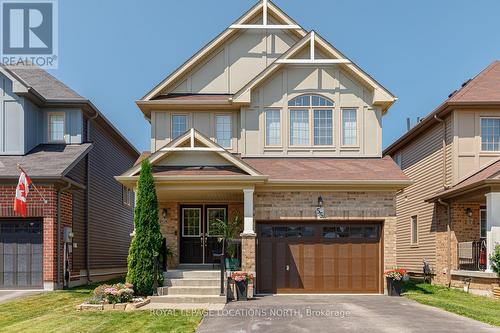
[458,240,487,271]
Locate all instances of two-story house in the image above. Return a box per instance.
[384,61,500,294]
[118,0,410,296]
[0,65,138,290]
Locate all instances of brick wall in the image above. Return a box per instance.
[0,185,72,286]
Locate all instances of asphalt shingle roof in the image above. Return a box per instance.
[0,143,92,178]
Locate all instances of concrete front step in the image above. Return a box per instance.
[165,278,220,287]
[150,295,226,304]
[164,270,220,279]
[158,286,220,296]
[177,264,221,270]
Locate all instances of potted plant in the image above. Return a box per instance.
[231,272,253,301]
[385,268,407,296]
[210,214,241,270]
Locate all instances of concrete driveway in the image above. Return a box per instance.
[0,290,43,304]
[197,295,499,333]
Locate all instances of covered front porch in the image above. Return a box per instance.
[428,161,500,292]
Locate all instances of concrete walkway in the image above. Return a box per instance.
[0,290,43,304]
[197,295,500,333]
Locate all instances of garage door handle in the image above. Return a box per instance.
[285,265,289,271]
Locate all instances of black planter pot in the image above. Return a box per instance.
[235,280,248,301]
[386,277,402,296]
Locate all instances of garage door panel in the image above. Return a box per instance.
[257,222,381,294]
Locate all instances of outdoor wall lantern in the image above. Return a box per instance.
[162,208,169,222]
[316,196,325,219]
[465,207,473,223]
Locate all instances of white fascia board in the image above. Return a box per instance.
[275,59,351,64]
[229,24,302,30]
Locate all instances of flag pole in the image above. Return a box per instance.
[16,164,48,204]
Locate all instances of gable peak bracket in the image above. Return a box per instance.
[229,0,301,30]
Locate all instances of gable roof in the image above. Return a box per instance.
[0,143,92,181]
[121,128,263,178]
[232,31,396,111]
[141,0,307,101]
[426,157,500,201]
[384,60,500,156]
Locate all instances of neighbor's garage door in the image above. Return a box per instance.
[257,222,381,294]
[0,219,43,289]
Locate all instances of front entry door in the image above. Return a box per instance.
[180,205,227,264]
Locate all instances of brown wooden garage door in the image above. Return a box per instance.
[257,222,382,294]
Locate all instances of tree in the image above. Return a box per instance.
[491,245,500,276]
[126,159,163,295]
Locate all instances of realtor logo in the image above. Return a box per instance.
[1,0,58,68]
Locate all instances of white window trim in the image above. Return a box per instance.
[264,108,282,147]
[341,107,359,147]
[480,117,500,152]
[47,112,66,143]
[215,114,233,149]
[182,208,202,237]
[171,113,190,140]
[480,208,487,239]
[287,94,335,148]
[206,207,226,237]
[410,215,418,245]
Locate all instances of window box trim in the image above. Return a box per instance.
[341,107,359,148]
[215,113,233,150]
[171,113,190,140]
[480,116,500,152]
[264,108,282,147]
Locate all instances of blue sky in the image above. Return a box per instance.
[49,0,500,152]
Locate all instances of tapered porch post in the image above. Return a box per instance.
[485,192,500,272]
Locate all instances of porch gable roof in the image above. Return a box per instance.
[426,157,500,202]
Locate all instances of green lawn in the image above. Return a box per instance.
[0,283,202,333]
[402,280,500,326]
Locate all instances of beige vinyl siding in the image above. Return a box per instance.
[393,114,453,272]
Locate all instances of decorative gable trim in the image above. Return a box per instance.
[233,31,396,111]
[141,0,306,102]
[123,128,263,177]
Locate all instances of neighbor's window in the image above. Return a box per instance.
[171,115,188,139]
[265,109,281,146]
[342,108,357,145]
[411,216,418,244]
[48,113,65,142]
[216,115,232,148]
[481,118,500,151]
[394,153,402,167]
[122,186,134,207]
[288,94,334,146]
[480,209,487,238]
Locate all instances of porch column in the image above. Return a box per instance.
[242,188,255,236]
[485,192,500,272]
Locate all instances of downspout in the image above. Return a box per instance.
[57,181,72,289]
[85,111,99,283]
[438,199,452,287]
[434,114,449,189]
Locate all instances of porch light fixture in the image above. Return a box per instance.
[316,196,325,219]
[465,207,473,223]
[162,208,169,221]
[318,196,324,207]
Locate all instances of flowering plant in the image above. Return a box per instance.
[93,283,135,304]
[384,268,407,281]
[231,272,254,283]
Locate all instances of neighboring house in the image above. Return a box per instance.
[118,0,410,295]
[384,61,500,293]
[0,65,138,290]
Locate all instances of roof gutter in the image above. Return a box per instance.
[434,114,449,189]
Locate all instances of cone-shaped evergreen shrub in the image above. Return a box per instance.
[126,159,163,295]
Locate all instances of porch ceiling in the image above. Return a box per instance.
[156,188,243,202]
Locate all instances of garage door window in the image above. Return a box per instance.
[260,225,315,238]
[323,225,379,240]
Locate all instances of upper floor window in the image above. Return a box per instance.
[122,186,134,207]
[288,94,334,146]
[265,109,281,146]
[48,113,65,143]
[172,115,188,139]
[481,118,500,151]
[394,153,402,168]
[342,108,357,145]
[216,115,232,148]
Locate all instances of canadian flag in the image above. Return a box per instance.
[14,171,32,218]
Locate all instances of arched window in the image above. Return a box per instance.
[288,94,334,146]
